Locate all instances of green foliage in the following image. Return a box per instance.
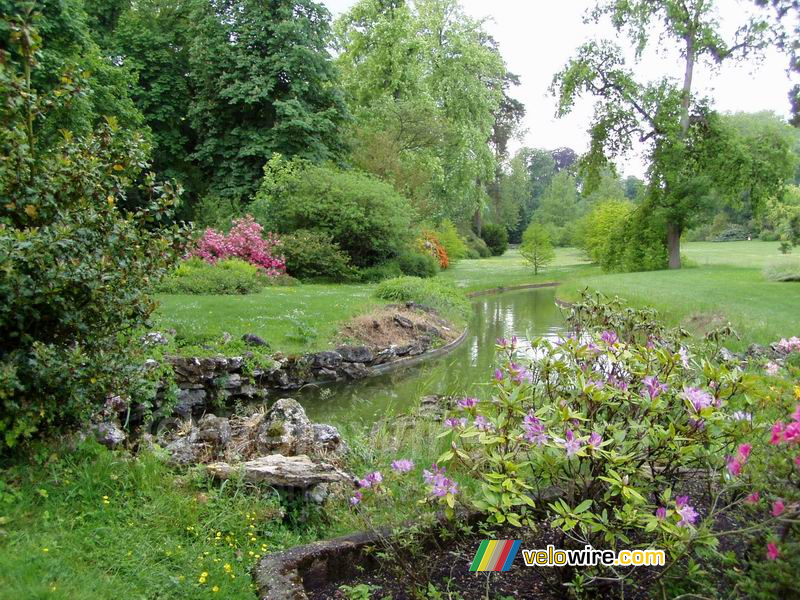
[577,199,636,265]
[479,224,508,256]
[280,230,355,282]
[252,155,416,268]
[188,0,348,203]
[374,277,468,320]
[356,261,404,283]
[155,258,268,294]
[763,260,800,281]
[531,171,581,246]
[0,23,186,447]
[462,228,492,258]
[519,223,555,274]
[434,220,468,262]
[397,252,439,279]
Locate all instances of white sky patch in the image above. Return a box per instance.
[322,0,797,178]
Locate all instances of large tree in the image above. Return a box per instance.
[554,0,770,268]
[189,0,348,202]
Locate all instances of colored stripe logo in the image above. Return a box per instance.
[469,540,521,572]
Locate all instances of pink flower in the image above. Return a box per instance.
[726,455,741,477]
[765,361,780,376]
[772,499,785,517]
[457,397,478,410]
[770,422,785,445]
[683,387,713,413]
[391,459,414,473]
[444,417,467,429]
[784,421,800,443]
[745,491,760,504]
[423,464,458,498]
[523,413,548,445]
[675,495,689,507]
[601,330,619,345]
[655,506,667,520]
[588,432,603,450]
[795,455,800,469]
[494,369,504,381]
[642,375,667,400]
[474,415,494,431]
[358,471,383,488]
[562,430,582,457]
[675,497,699,527]
[350,491,363,505]
[766,542,779,561]
[791,404,800,422]
[737,443,752,462]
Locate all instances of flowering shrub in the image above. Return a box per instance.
[416,230,449,270]
[190,215,285,276]
[430,293,799,592]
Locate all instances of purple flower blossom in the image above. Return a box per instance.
[423,464,446,484]
[607,376,628,391]
[350,491,363,505]
[765,361,780,376]
[683,386,714,413]
[509,363,533,384]
[675,499,699,527]
[358,471,383,488]
[656,506,667,520]
[423,464,458,498]
[678,346,690,368]
[474,415,494,431]
[391,459,414,473]
[444,417,467,429]
[732,411,752,422]
[494,368,504,381]
[588,432,602,450]
[457,397,478,410]
[601,330,619,345]
[562,430,582,457]
[523,413,548,445]
[642,375,668,400]
[688,418,705,431]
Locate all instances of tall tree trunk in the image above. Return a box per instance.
[667,222,682,269]
[473,207,482,237]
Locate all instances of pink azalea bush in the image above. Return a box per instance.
[189,215,285,276]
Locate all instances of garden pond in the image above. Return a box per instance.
[293,287,565,426]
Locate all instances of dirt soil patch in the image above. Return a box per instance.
[337,304,460,349]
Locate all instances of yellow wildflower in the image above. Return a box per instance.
[212,586,219,593]
[223,564,232,573]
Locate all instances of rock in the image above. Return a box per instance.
[394,344,413,357]
[242,333,269,347]
[406,340,429,356]
[415,322,441,338]
[195,414,232,448]
[165,434,201,465]
[142,331,169,346]
[311,351,342,370]
[371,347,396,365]
[312,424,348,456]
[219,373,242,389]
[336,345,374,364]
[143,358,159,371]
[91,421,126,449]
[718,347,737,363]
[256,398,314,456]
[746,343,768,359]
[174,388,207,418]
[221,331,232,344]
[393,314,414,329]
[206,454,352,488]
[339,362,369,380]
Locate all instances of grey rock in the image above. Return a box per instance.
[256,398,313,456]
[91,421,126,449]
[206,454,352,488]
[242,333,269,347]
[142,331,169,346]
[339,362,369,380]
[718,347,737,363]
[336,345,374,363]
[394,344,413,357]
[165,435,201,465]
[174,388,207,418]
[312,424,348,456]
[311,351,342,370]
[393,314,414,329]
[415,322,441,338]
[143,358,159,371]
[372,347,396,365]
[195,414,232,448]
[219,373,243,389]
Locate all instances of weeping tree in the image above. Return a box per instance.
[553,0,770,269]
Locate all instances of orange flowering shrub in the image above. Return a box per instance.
[417,230,449,269]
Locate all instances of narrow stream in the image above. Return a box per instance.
[294,287,566,426]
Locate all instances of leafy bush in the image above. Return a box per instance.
[189,215,285,275]
[479,224,508,256]
[252,155,416,267]
[763,260,800,282]
[357,261,404,283]
[759,229,780,242]
[416,230,449,269]
[576,199,635,265]
[461,228,491,258]
[710,224,751,242]
[397,252,439,278]
[374,277,468,320]
[519,223,555,274]
[280,229,354,282]
[0,29,186,447]
[428,293,799,592]
[434,220,468,262]
[155,258,268,294]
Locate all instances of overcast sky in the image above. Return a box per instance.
[322,0,797,177]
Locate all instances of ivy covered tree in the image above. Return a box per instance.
[188,0,348,203]
[553,0,773,269]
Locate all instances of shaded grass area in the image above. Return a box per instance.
[682,240,791,268]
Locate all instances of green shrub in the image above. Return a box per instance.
[479,224,508,256]
[763,260,800,282]
[374,277,469,320]
[519,223,555,274]
[434,220,468,262]
[280,229,355,282]
[252,155,416,267]
[357,261,404,283]
[711,224,751,241]
[577,199,635,265]
[0,33,186,447]
[156,258,268,294]
[759,229,780,242]
[462,228,491,258]
[397,251,439,278]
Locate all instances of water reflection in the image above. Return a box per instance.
[289,287,565,427]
